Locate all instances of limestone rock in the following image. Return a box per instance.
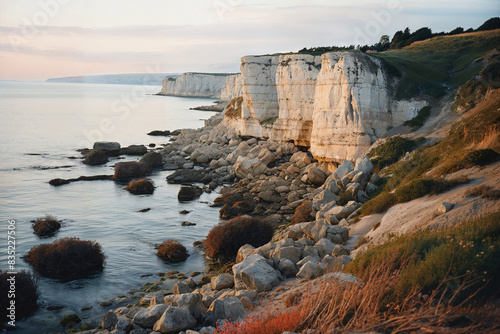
[153,306,196,334]
[296,261,323,280]
[133,304,169,328]
[163,293,206,321]
[236,244,257,263]
[354,156,373,175]
[159,73,228,98]
[211,274,235,291]
[232,255,280,292]
[83,148,109,165]
[438,202,454,213]
[93,141,121,155]
[234,157,267,178]
[307,167,326,185]
[333,160,354,180]
[207,297,245,322]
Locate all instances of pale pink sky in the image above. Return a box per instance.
[0,0,497,80]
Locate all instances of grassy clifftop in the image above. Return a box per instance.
[372,29,500,99]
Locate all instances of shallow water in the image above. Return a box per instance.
[0,81,222,333]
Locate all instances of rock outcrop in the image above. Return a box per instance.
[221,51,427,162]
[158,73,232,98]
[220,74,242,101]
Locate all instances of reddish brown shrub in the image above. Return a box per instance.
[291,201,313,224]
[124,178,155,194]
[23,237,105,279]
[156,240,188,262]
[0,270,38,322]
[213,308,303,334]
[205,216,273,261]
[32,214,61,236]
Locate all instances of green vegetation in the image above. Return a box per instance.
[296,45,355,56]
[367,136,424,172]
[404,106,432,128]
[346,211,500,301]
[225,97,243,119]
[358,177,469,217]
[436,149,500,175]
[60,314,82,327]
[371,29,500,99]
[260,117,278,126]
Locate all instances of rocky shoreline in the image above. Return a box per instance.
[70,111,381,334]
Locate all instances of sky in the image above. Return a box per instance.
[0,0,498,80]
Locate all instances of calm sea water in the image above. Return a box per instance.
[0,81,222,333]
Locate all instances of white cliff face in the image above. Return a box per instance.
[222,51,427,162]
[220,74,242,101]
[158,73,230,98]
[272,54,322,146]
[310,52,426,162]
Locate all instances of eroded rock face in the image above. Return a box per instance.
[221,74,242,101]
[158,73,229,98]
[272,54,322,146]
[222,51,427,162]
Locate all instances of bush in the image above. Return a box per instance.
[437,149,500,175]
[124,178,155,194]
[464,184,500,199]
[404,106,432,128]
[213,309,303,334]
[359,177,468,217]
[346,212,500,302]
[0,271,38,322]
[291,201,313,224]
[205,216,273,261]
[32,214,61,236]
[23,237,105,279]
[156,240,188,262]
[367,136,421,172]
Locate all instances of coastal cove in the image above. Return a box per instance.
[0,81,222,333]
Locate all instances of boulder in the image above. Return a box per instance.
[167,169,212,184]
[93,141,121,155]
[153,306,196,334]
[211,274,234,290]
[102,311,118,329]
[124,178,155,194]
[232,255,280,292]
[278,258,298,277]
[345,183,363,200]
[290,151,311,164]
[352,172,369,188]
[163,293,206,321]
[257,148,275,166]
[236,244,257,263]
[133,304,169,328]
[438,202,454,213]
[207,297,245,322]
[234,157,267,178]
[322,177,340,194]
[178,185,203,201]
[173,282,194,295]
[332,244,351,256]
[296,261,323,280]
[354,156,373,175]
[83,148,109,165]
[326,203,358,220]
[113,161,150,181]
[333,160,354,180]
[357,190,370,203]
[120,145,148,156]
[140,152,163,168]
[365,183,379,196]
[315,238,335,258]
[307,167,326,185]
[312,189,339,211]
[271,246,302,264]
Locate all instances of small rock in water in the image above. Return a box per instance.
[46,305,64,311]
[148,143,156,148]
[179,210,191,215]
[181,221,196,226]
[81,306,92,311]
[138,208,151,213]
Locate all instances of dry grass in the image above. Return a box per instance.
[464,184,500,199]
[296,259,497,333]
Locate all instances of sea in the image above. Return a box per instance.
[0,81,222,333]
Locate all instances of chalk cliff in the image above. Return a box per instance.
[158,73,231,98]
[222,51,427,162]
[220,74,242,101]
